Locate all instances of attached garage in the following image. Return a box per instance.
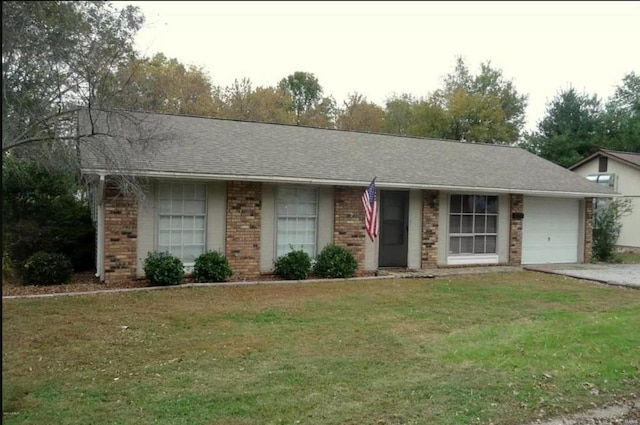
[521,196,580,264]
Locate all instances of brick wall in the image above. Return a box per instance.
[334,186,366,271]
[509,194,524,266]
[583,197,593,263]
[104,184,138,283]
[226,181,261,279]
[421,190,439,268]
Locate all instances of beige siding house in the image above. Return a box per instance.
[570,149,640,250]
[79,110,616,283]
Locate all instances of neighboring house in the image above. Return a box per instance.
[79,110,616,283]
[569,149,640,250]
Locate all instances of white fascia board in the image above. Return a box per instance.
[80,168,619,199]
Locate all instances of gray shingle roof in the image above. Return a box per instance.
[79,110,615,197]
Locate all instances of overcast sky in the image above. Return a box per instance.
[120,1,640,132]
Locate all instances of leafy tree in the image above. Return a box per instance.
[2,158,95,274]
[216,78,296,124]
[337,93,386,133]
[278,71,323,125]
[2,1,160,195]
[600,72,640,153]
[522,87,603,167]
[383,94,418,136]
[428,57,528,143]
[111,53,218,116]
[299,95,337,128]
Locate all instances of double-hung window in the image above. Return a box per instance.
[276,186,318,259]
[449,194,498,255]
[158,183,207,266]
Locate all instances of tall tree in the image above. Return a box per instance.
[337,93,385,133]
[1,1,162,195]
[278,71,323,125]
[428,57,528,143]
[111,53,218,116]
[601,72,640,153]
[383,94,418,136]
[522,87,603,167]
[216,79,295,124]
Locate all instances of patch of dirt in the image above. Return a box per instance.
[529,397,639,425]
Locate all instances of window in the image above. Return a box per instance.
[587,173,615,189]
[449,194,498,255]
[158,183,206,265]
[276,186,317,258]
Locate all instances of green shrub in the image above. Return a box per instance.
[274,249,311,280]
[22,252,73,286]
[313,244,358,278]
[193,251,233,282]
[592,198,633,263]
[143,251,184,286]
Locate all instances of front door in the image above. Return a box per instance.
[378,190,409,267]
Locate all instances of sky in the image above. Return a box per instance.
[119,1,640,132]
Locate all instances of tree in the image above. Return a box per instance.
[278,71,323,125]
[216,79,295,124]
[337,93,385,133]
[428,57,528,143]
[2,1,154,193]
[111,53,218,116]
[2,157,95,274]
[600,72,640,153]
[383,94,418,136]
[522,87,603,167]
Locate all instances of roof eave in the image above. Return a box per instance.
[81,168,618,198]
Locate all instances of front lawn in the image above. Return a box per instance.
[3,271,639,424]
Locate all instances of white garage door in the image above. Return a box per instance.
[522,197,580,264]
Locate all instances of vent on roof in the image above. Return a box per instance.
[587,173,615,189]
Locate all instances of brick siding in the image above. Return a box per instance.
[333,186,366,271]
[225,181,262,279]
[421,190,439,268]
[509,194,524,266]
[103,184,138,283]
[583,197,593,263]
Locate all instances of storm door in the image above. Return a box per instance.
[378,190,409,267]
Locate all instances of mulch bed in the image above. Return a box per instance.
[3,270,377,297]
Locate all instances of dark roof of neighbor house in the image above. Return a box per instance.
[569,149,640,171]
[79,109,616,197]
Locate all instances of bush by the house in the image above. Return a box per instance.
[143,251,184,286]
[22,252,73,286]
[193,251,233,282]
[313,244,358,278]
[2,158,95,274]
[274,249,312,280]
[592,198,633,262]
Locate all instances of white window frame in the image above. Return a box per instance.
[157,182,207,269]
[275,186,318,259]
[447,194,499,265]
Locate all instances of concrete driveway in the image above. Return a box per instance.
[524,263,640,288]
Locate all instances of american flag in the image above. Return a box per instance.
[361,178,379,242]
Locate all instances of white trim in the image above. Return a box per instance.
[447,254,499,265]
[96,174,105,281]
[81,168,617,198]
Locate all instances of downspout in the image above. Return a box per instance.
[96,174,106,281]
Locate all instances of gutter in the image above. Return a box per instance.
[81,168,619,199]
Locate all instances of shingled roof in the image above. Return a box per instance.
[569,149,640,171]
[79,109,615,197]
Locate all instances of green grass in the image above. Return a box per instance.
[617,252,640,264]
[3,271,640,425]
